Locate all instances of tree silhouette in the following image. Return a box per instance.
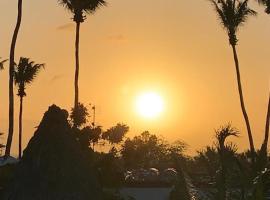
[215,124,239,200]
[14,57,44,159]
[5,0,23,157]
[209,0,256,163]
[257,0,270,13]
[255,0,270,170]
[102,123,129,145]
[58,0,106,127]
[80,125,102,150]
[70,102,89,128]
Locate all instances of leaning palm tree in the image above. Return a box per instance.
[209,0,257,163]
[58,0,106,127]
[255,0,270,169]
[14,57,44,159]
[5,0,23,157]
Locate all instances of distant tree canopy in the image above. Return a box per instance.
[80,125,102,149]
[121,131,187,170]
[70,102,89,128]
[102,123,129,144]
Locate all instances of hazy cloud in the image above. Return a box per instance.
[50,74,64,82]
[107,34,126,41]
[56,23,74,31]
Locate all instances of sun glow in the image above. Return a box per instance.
[135,92,164,119]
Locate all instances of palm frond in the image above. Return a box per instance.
[0,58,8,70]
[58,0,106,15]
[14,57,44,97]
[215,124,240,148]
[209,0,256,45]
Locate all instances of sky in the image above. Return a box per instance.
[0,0,269,156]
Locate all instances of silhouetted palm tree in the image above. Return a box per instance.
[215,124,239,200]
[14,57,44,159]
[5,0,23,157]
[209,0,256,163]
[58,0,106,127]
[255,0,270,169]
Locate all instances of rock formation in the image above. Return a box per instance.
[3,105,102,200]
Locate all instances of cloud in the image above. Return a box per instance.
[56,23,74,31]
[107,34,126,41]
[50,74,64,82]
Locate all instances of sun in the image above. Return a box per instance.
[135,92,164,119]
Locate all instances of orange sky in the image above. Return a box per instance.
[0,0,269,156]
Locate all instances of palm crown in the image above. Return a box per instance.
[58,0,106,22]
[210,0,256,45]
[14,57,44,97]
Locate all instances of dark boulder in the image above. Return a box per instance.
[3,105,102,200]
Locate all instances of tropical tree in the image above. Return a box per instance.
[58,0,106,127]
[80,125,102,150]
[215,124,239,200]
[14,57,44,159]
[209,0,257,163]
[102,123,129,146]
[255,0,270,169]
[70,102,89,128]
[5,0,23,157]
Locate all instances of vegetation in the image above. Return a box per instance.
[14,57,44,159]
[58,0,106,128]
[5,0,23,158]
[0,0,270,199]
[209,0,257,164]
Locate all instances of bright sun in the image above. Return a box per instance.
[135,92,164,119]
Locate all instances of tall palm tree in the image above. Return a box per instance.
[255,0,270,168]
[14,57,44,159]
[5,0,23,157]
[209,0,257,163]
[58,0,106,127]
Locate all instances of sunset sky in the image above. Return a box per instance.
[0,0,269,156]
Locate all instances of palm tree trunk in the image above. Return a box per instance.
[231,45,255,163]
[259,93,270,162]
[263,94,270,148]
[74,21,80,127]
[5,0,23,157]
[18,96,23,159]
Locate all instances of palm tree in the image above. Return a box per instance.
[14,57,44,159]
[58,0,106,127]
[255,0,270,169]
[209,0,257,163]
[215,124,239,200]
[5,0,23,157]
